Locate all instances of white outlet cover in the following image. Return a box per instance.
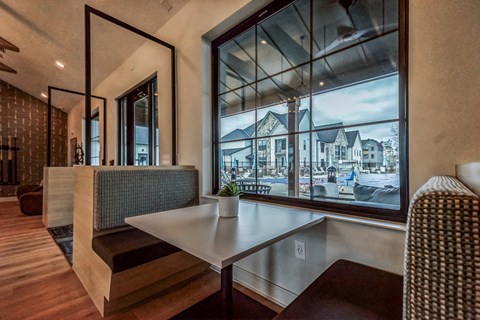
[295,240,306,260]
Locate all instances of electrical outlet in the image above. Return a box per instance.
[295,240,306,260]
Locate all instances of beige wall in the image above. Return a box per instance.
[409,0,480,193]
[67,0,480,306]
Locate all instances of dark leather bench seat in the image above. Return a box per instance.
[274,259,403,320]
[92,228,181,273]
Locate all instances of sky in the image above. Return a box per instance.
[220,75,399,143]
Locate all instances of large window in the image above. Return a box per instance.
[118,76,159,166]
[212,0,407,221]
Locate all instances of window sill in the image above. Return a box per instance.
[200,195,406,232]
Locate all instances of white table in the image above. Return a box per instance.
[126,201,325,318]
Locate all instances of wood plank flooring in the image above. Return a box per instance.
[0,201,282,320]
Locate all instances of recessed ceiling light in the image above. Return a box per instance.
[41,93,48,98]
[55,61,65,69]
[260,39,267,45]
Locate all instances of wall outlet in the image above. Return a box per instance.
[295,240,306,260]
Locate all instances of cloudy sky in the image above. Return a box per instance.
[220,75,399,142]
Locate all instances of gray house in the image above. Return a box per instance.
[362,139,384,171]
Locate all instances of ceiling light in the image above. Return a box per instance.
[41,93,47,98]
[260,39,267,45]
[319,81,325,87]
[55,61,65,69]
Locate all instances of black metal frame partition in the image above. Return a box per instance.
[47,86,106,166]
[84,5,177,165]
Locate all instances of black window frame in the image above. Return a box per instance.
[117,73,159,166]
[212,0,409,222]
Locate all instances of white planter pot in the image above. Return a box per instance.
[218,196,239,218]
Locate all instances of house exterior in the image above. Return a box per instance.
[221,109,363,173]
[362,139,384,171]
[346,130,363,167]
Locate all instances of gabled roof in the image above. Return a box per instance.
[221,128,251,141]
[221,109,309,140]
[345,130,360,147]
[315,122,343,143]
[362,138,384,151]
[269,109,308,130]
[221,145,251,156]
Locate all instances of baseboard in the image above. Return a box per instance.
[210,265,297,308]
[0,196,17,202]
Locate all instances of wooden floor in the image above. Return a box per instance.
[0,201,282,320]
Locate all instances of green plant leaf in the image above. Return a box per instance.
[217,181,243,197]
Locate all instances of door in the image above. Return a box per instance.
[118,77,158,165]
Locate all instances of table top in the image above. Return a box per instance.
[126,201,325,268]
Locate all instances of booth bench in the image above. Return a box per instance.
[276,162,480,319]
[72,166,209,316]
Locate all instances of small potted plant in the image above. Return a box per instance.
[217,181,242,218]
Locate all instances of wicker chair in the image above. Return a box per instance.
[404,175,480,319]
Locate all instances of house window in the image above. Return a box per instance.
[275,139,286,153]
[212,0,407,221]
[371,154,375,159]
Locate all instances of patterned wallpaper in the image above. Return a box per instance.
[0,80,68,197]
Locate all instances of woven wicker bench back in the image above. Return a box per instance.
[93,168,199,230]
[404,175,479,319]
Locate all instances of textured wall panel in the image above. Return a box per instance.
[0,80,67,196]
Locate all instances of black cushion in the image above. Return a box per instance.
[92,228,181,273]
[274,259,403,320]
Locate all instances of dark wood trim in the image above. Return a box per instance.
[212,41,220,190]
[116,72,157,101]
[218,29,399,97]
[47,87,52,166]
[85,5,92,165]
[211,0,297,49]
[211,0,409,222]
[85,5,174,50]
[118,78,159,166]
[241,193,406,222]
[103,98,107,165]
[85,5,176,166]
[147,82,153,165]
[48,86,104,99]
[398,0,409,216]
[126,94,135,165]
[117,99,122,165]
[171,48,177,165]
[47,86,107,166]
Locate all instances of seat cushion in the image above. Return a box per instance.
[353,182,400,205]
[92,228,181,273]
[274,259,403,320]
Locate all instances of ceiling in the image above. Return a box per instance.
[0,0,188,112]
